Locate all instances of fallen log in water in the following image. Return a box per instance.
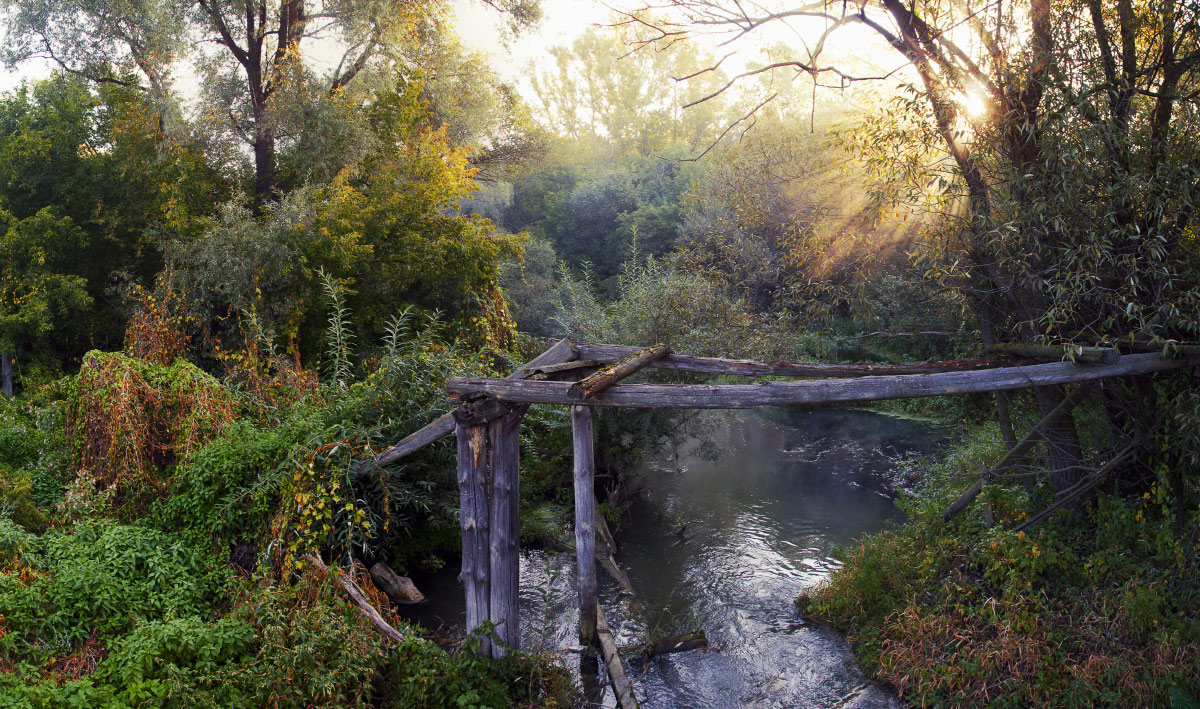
[596,602,640,709]
[621,630,708,656]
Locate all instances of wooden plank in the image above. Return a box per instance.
[942,382,1097,521]
[988,343,1119,364]
[596,602,640,709]
[488,408,522,656]
[572,341,1011,378]
[455,420,491,656]
[447,352,1200,409]
[363,339,577,475]
[572,405,598,646]
[568,344,670,400]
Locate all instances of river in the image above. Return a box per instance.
[401,407,945,707]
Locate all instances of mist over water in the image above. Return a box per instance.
[402,408,945,707]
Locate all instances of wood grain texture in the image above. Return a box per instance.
[597,602,640,708]
[456,422,490,656]
[572,405,598,647]
[448,353,1200,409]
[488,409,522,656]
[572,341,1012,378]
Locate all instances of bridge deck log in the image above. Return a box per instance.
[448,352,1200,409]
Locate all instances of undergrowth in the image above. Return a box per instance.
[806,422,1200,707]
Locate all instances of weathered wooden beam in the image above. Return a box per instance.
[596,602,640,709]
[362,339,577,476]
[455,418,491,657]
[943,382,1097,522]
[572,341,1010,378]
[568,344,670,401]
[572,405,598,647]
[988,343,1119,364]
[488,408,523,657]
[448,352,1200,409]
[622,630,708,656]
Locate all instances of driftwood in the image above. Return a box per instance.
[308,555,405,644]
[988,343,1119,364]
[359,339,577,478]
[1014,443,1137,533]
[568,344,670,400]
[448,352,1200,409]
[368,562,425,604]
[573,341,1012,379]
[596,602,640,709]
[943,382,1098,522]
[622,631,708,656]
[594,499,633,594]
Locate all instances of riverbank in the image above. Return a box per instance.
[802,421,1200,706]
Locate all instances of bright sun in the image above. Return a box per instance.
[960,90,988,118]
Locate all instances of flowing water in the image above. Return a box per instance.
[401,407,945,708]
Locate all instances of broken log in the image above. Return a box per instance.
[988,343,1119,364]
[596,602,640,709]
[308,555,405,644]
[572,341,1011,378]
[369,562,425,604]
[943,382,1097,522]
[594,499,633,593]
[569,344,670,400]
[447,352,1200,409]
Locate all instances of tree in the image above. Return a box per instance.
[0,208,93,393]
[619,0,1200,499]
[1,0,540,205]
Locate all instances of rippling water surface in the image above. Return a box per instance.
[401,407,945,707]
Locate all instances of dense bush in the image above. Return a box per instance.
[806,423,1200,707]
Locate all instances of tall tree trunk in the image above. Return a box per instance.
[1,352,12,397]
[252,129,276,206]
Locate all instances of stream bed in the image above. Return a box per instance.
[400,407,945,707]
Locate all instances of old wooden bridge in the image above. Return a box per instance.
[369,338,1198,707]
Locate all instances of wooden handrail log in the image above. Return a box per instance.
[988,343,1119,364]
[447,353,1200,409]
[572,341,1012,378]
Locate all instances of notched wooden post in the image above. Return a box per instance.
[454,407,491,656]
[488,406,524,656]
[572,405,598,647]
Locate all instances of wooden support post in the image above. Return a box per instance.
[455,418,491,656]
[572,405,598,647]
[488,408,523,656]
[943,382,1097,521]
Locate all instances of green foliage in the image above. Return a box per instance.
[377,633,575,708]
[808,423,1200,707]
